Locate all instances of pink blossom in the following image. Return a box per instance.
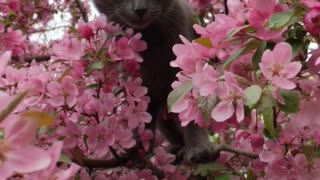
[138,126,153,151]
[0,115,51,179]
[8,0,20,12]
[248,0,277,29]
[171,75,208,127]
[29,142,80,180]
[233,130,264,152]
[247,0,286,40]
[171,35,211,74]
[259,42,301,89]
[119,169,157,180]
[211,72,245,122]
[126,100,152,129]
[123,77,148,104]
[136,169,158,180]
[189,0,212,11]
[150,147,176,173]
[308,47,320,74]
[0,51,11,77]
[262,152,320,180]
[77,20,94,39]
[194,14,240,47]
[2,66,27,86]
[51,37,85,61]
[114,129,136,150]
[88,16,108,31]
[0,29,26,56]
[128,33,147,52]
[93,93,116,118]
[171,92,199,126]
[86,123,115,157]
[301,0,320,8]
[18,64,51,105]
[56,120,82,149]
[47,76,79,107]
[192,65,218,97]
[108,37,138,62]
[303,8,320,36]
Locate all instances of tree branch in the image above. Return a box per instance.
[218,144,259,159]
[74,0,88,22]
[224,0,229,15]
[12,55,51,62]
[81,158,128,169]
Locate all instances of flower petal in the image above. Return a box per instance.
[6,146,51,173]
[273,42,292,64]
[211,101,234,122]
[282,62,301,79]
[273,77,296,90]
[236,99,244,122]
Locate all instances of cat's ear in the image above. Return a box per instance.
[93,0,114,8]
[93,0,115,14]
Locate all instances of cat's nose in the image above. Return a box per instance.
[134,8,147,18]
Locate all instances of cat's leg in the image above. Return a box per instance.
[152,104,185,163]
[183,123,220,163]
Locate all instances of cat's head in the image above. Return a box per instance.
[93,0,175,29]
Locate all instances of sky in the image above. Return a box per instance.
[30,1,99,43]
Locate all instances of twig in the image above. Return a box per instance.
[109,146,122,160]
[74,0,88,22]
[12,55,51,62]
[218,144,259,159]
[224,0,229,15]
[81,158,128,168]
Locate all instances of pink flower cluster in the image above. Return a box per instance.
[1,0,320,179]
[0,9,181,177]
[169,0,320,178]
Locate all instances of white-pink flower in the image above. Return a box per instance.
[47,76,79,107]
[50,37,85,61]
[28,142,80,180]
[150,147,176,173]
[0,51,11,77]
[192,65,218,97]
[0,115,51,179]
[259,42,302,90]
[211,72,244,122]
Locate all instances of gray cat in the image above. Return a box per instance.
[93,0,218,163]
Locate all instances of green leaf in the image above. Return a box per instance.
[278,89,299,113]
[268,10,296,30]
[0,91,28,123]
[247,168,258,180]
[216,174,233,180]
[86,83,100,90]
[227,25,251,40]
[244,85,262,106]
[1,19,12,26]
[198,96,219,125]
[223,47,246,71]
[286,38,304,57]
[86,61,104,72]
[263,107,277,138]
[59,153,73,165]
[258,91,277,112]
[193,163,225,177]
[167,81,192,112]
[223,39,258,70]
[252,41,267,70]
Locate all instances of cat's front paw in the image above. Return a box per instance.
[184,143,220,164]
